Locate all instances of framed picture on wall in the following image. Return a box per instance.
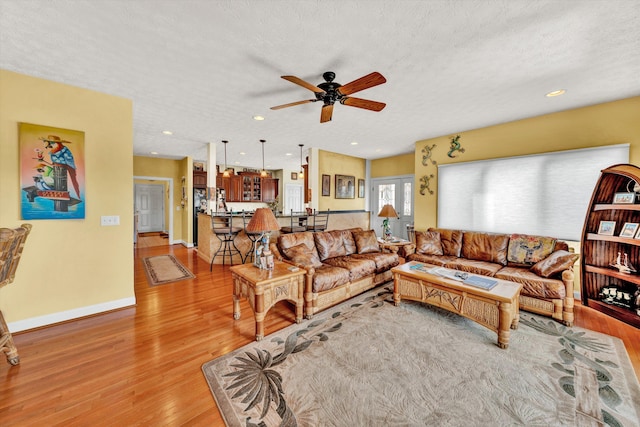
[335,174,355,199]
[291,172,298,180]
[322,174,330,196]
[358,179,365,198]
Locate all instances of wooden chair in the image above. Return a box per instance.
[307,209,330,232]
[280,211,308,234]
[1,223,32,366]
[210,212,243,269]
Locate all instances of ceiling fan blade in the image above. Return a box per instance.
[281,75,324,93]
[337,72,386,96]
[320,104,334,123]
[270,99,315,110]
[341,97,386,111]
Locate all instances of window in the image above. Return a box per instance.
[437,144,629,241]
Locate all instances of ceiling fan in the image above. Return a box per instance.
[270,71,387,123]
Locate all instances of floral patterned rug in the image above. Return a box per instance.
[202,285,640,426]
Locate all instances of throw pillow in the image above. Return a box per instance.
[353,230,380,254]
[415,231,444,255]
[282,243,323,268]
[530,250,579,278]
[508,234,557,265]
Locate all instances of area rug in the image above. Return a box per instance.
[142,254,195,286]
[202,285,640,426]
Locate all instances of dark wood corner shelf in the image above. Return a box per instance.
[581,164,640,328]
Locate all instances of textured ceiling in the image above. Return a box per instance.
[1,0,639,172]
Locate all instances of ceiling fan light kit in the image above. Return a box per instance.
[271,71,387,123]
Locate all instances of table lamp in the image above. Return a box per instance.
[246,207,281,269]
[378,204,398,241]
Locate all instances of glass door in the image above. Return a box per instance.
[371,176,414,240]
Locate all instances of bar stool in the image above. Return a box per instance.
[280,211,308,234]
[307,209,330,232]
[210,212,243,270]
[242,210,262,263]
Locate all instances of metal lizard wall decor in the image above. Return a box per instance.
[422,144,437,166]
[447,135,465,158]
[420,174,435,195]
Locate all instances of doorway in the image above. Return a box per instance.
[134,183,165,233]
[284,184,304,214]
[371,176,414,239]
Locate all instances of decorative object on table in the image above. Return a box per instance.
[447,134,465,158]
[613,192,635,204]
[20,123,85,220]
[421,143,437,166]
[619,222,639,238]
[202,285,640,427]
[597,220,616,235]
[378,204,398,241]
[419,174,435,195]
[193,162,204,171]
[358,179,365,198]
[610,251,636,274]
[321,174,330,196]
[246,207,280,269]
[335,174,355,199]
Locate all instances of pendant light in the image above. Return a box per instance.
[222,140,230,177]
[299,144,304,179]
[260,139,268,177]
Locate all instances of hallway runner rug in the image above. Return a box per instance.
[142,254,195,286]
[202,285,640,427]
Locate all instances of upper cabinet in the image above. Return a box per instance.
[216,172,278,203]
[193,171,207,189]
[580,163,640,328]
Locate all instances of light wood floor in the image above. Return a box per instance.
[1,244,639,425]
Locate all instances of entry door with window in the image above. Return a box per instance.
[135,183,165,233]
[371,176,414,240]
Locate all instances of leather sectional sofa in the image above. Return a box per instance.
[405,228,579,326]
[270,228,399,318]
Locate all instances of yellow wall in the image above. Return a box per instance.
[371,152,414,178]
[0,70,134,329]
[413,96,640,232]
[133,156,190,244]
[317,150,366,211]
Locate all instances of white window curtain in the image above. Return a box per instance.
[437,144,629,241]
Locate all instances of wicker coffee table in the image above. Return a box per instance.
[392,261,522,348]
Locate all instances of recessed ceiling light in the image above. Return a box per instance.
[351,142,358,145]
[253,115,265,121]
[234,161,240,164]
[285,153,292,156]
[239,152,246,155]
[162,130,173,135]
[150,151,158,155]
[545,89,566,97]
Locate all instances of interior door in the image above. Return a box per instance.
[135,183,165,233]
[371,176,414,239]
[284,184,303,215]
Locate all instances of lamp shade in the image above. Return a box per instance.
[378,204,398,218]
[246,208,281,233]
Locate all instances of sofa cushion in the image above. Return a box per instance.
[277,231,316,252]
[461,231,509,266]
[415,231,444,256]
[323,256,376,281]
[314,229,358,260]
[530,250,579,278]
[444,258,504,276]
[353,230,380,254]
[312,264,351,293]
[428,228,463,257]
[351,252,400,273]
[507,234,556,265]
[282,243,323,268]
[495,266,566,299]
[406,253,457,267]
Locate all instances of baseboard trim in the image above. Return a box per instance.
[7,297,136,333]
